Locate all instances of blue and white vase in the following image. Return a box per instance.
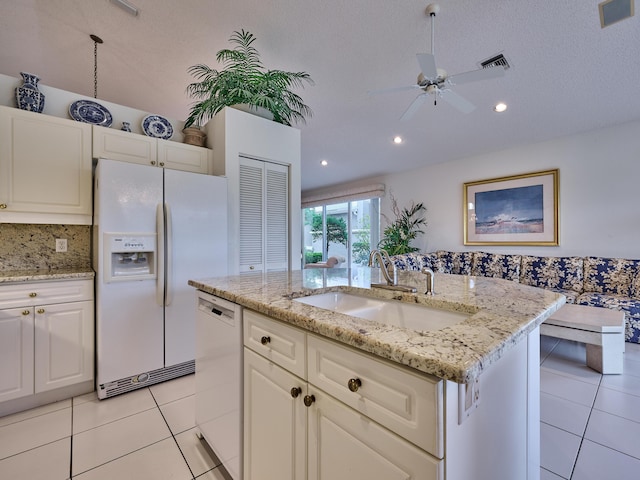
[16,72,45,113]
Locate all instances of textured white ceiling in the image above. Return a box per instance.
[1,0,639,191]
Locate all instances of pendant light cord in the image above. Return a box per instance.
[90,34,103,99]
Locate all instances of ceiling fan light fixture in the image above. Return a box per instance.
[494,102,508,113]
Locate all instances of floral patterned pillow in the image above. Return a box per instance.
[436,251,473,275]
[583,256,640,296]
[519,255,584,293]
[472,252,521,282]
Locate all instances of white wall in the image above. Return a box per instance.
[334,120,640,259]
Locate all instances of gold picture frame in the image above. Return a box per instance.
[463,169,559,246]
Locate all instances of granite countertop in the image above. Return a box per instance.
[0,268,95,283]
[189,267,566,384]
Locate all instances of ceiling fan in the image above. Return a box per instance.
[371,3,506,120]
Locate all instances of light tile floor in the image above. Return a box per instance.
[1,336,639,479]
[0,374,225,479]
[540,335,640,480]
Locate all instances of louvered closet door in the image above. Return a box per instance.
[239,157,289,272]
[265,163,289,271]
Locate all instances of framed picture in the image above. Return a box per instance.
[463,169,559,246]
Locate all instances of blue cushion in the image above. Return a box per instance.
[583,257,639,296]
[520,255,584,293]
[472,252,521,282]
[436,251,473,275]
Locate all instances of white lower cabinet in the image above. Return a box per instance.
[243,310,443,480]
[0,279,94,406]
[0,307,34,402]
[34,299,94,393]
[243,348,306,480]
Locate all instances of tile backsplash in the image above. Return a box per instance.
[0,224,91,271]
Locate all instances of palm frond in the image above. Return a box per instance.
[184,29,313,128]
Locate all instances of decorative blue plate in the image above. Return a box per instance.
[69,100,113,127]
[142,115,173,140]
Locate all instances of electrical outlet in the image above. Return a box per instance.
[55,238,67,252]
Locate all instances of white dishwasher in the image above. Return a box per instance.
[195,290,243,480]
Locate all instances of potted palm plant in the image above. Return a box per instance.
[184,29,314,128]
[378,196,427,256]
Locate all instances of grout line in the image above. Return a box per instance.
[70,399,74,479]
[567,358,603,480]
[150,387,197,480]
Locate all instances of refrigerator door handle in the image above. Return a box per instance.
[165,202,173,306]
[156,203,165,307]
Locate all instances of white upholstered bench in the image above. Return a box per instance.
[541,304,625,374]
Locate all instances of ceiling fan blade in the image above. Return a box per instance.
[416,53,438,80]
[447,66,505,86]
[439,89,476,114]
[400,94,428,121]
[367,84,420,95]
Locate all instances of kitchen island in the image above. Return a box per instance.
[189,267,565,480]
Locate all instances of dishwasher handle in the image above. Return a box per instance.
[198,297,236,324]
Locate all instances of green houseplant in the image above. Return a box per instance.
[184,29,314,128]
[378,196,427,256]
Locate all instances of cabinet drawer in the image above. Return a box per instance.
[243,310,306,378]
[0,279,93,309]
[308,335,444,458]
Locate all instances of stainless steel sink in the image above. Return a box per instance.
[294,292,468,332]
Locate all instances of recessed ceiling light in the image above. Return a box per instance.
[393,136,403,144]
[494,102,508,113]
[320,159,328,166]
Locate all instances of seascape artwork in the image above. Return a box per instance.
[474,184,544,235]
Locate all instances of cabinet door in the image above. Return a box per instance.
[0,106,92,224]
[0,307,34,402]
[244,348,306,480]
[157,139,211,174]
[34,300,94,393]
[308,391,443,480]
[239,157,289,272]
[92,126,157,167]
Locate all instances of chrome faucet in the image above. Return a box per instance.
[368,249,397,286]
[421,267,435,295]
[368,249,417,293]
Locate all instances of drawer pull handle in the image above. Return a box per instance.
[347,378,362,392]
[151,160,156,166]
[303,394,316,407]
[0,203,7,209]
[37,308,45,314]
[159,162,165,167]
[290,387,302,398]
[260,336,271,345]
[22,310,30,316]
[29,292,37,298]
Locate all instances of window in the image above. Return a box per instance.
[302,197,380,268]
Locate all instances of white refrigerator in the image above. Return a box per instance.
[93,158,227,399]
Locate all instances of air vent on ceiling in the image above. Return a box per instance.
[479,53,510,70]
[599,0,634,28]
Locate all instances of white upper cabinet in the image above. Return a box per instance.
[93,126,212,174]
[0,106,92,224]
